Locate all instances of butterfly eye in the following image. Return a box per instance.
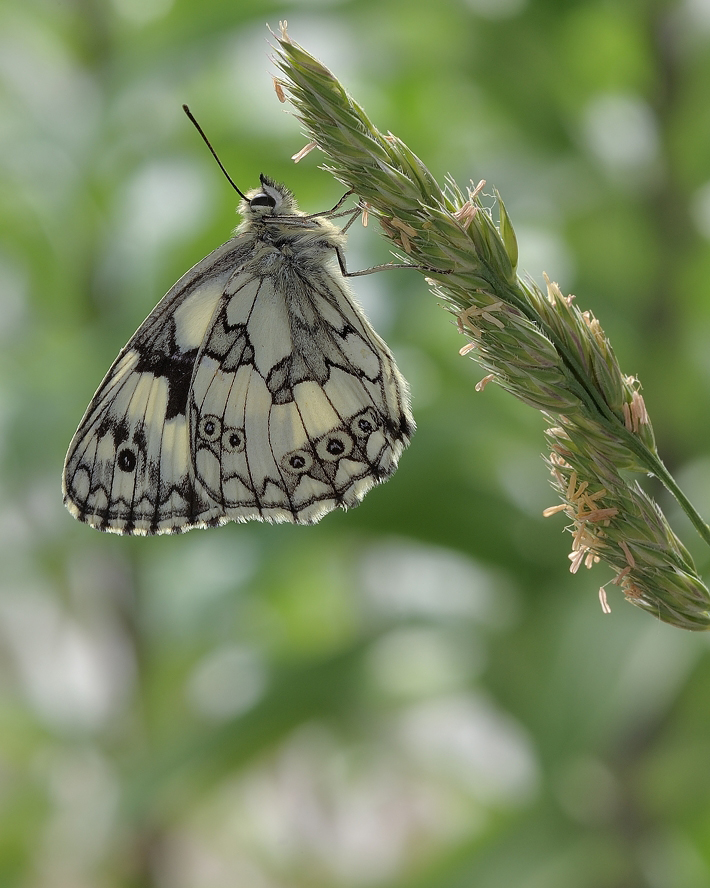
[282,449,313,475]
[350,409,380,439]
[316,430,354,462]
[117,448,137,472]
[198,415,222,442]
[250,193,276,209]
[222,427,245,453]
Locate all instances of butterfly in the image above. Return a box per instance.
[62,149,414,535]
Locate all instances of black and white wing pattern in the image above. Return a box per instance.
[62,240,249,534]
[63,178,413,534]
[187,262,412,529]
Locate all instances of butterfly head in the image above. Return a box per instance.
[243,174,296,218]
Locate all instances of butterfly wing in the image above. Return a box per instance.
[189,262,414,524]
[62,239,253,534]
[64,237,413,534]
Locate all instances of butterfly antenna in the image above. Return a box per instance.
[182,104,248,201]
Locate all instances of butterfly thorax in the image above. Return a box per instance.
[233,181,345,280]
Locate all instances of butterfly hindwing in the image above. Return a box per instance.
[189,266,413,525]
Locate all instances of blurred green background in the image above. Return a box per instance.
[3,0,710,885]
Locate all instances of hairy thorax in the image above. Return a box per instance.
[249,217,344,278]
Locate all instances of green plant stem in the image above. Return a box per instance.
[639,447,710,546]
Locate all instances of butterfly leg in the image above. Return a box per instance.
[333,246,451,277]
[323,189,356,215]
[338,206,364,234]
[301,189,356,220]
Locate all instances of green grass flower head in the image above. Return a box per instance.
[272,22,710,630]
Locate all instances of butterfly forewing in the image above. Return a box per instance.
[63,179,414,534]
[63,242,247,533]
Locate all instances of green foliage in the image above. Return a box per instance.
[2,0,710,885]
